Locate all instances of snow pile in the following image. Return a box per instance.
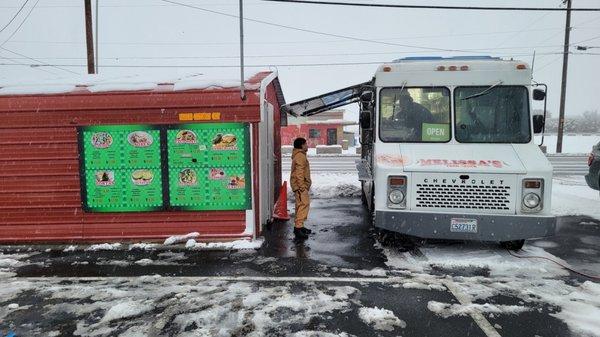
[129,243,158,250]
[163,232,200,245]
[185,238,264,250]
[101,301,153,323]
[63,245,77,252]
[329,267,387,277]
[427,301,529,318]
[85,243,122,251]
[358,307,406,331]
[283,173,360,199]
[134,259,154,266]
[290,332,353,337]
[0,257,21,268]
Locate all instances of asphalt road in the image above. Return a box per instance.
[282,154,590,175]
[1,199,599,337]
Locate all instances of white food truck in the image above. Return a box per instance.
[283,56,555,250]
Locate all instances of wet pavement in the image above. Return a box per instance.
[1,198,599,336]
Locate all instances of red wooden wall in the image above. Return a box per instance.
[0,72,283,243]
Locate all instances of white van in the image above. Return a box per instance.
[284,56,556,250]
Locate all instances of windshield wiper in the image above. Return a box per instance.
[461,81,503,100]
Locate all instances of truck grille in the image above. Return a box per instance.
[415,183,511,211]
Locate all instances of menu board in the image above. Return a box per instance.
[167,123,251,211]
[80,125,164,212]
[79,122,251,212]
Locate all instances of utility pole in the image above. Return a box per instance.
[239,0,246,100]
[556,0,572,153]
[95,0,99,73]
[84,0,95,74]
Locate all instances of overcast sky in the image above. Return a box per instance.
[0,0,599,120]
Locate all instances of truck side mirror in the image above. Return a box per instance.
[533,115,545,133]
[360,110,372,129]
[533,89,546,101]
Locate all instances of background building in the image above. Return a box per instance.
[282,109,357,148]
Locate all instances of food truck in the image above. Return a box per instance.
[283,56,555,250]
[0,72,285,243]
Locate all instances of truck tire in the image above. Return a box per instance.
[500,239,525,251]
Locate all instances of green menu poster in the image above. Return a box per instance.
[81,125,164,212]
[168,167,205,207]
[167,123,251,211]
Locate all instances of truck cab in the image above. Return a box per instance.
[359,56,555,249]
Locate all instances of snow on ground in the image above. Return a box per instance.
[358,307,406,331]
[85,243,122,251]
[283,172,361,199]
[0,278,362,336]
[535,134,599,154]
[552,176,600,219]
[185,238,264,250]
[427,301,530,318]
[381,242,600,336]
[128,243,159,250]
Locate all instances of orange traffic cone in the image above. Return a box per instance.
[272,181,291,221]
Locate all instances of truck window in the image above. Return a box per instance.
[379,87,451,143]
[455,86,531,143]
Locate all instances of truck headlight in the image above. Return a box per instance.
[389,190,405,204]
[523,192,541,209]
[387,175,407,209]
[521,178,544,213]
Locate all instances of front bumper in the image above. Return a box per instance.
[374,210,556,241]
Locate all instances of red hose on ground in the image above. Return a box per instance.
[507,249,600,280]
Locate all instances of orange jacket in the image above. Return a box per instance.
[290,148,312,192]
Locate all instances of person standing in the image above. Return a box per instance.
[290,137,312,240]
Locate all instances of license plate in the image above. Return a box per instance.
[450,218,478,233]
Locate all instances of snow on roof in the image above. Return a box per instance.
[0,72,263,96]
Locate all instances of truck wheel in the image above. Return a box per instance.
[500,239,525,251]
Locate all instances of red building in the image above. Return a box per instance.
[0,72,285,243]
[281,110,356,147]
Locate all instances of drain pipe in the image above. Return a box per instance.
[239,0,246,101]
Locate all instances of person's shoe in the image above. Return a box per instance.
[294,227,309,240]
[300,227,313,235]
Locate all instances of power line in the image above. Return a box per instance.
[0,0,30,34]
[0,0,39,48]
[0,53,58,76]
[0,46,79,75]
[2,54,596,69]
[0,51,569,61]
[159,0,574,54]
[260,0,600,12]
[574,34,600,44]
[4,27,567,47]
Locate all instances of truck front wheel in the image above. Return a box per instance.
[500,239,525,251]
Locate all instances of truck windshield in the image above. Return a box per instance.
[455,86,531,143]
[379,87,451,142]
